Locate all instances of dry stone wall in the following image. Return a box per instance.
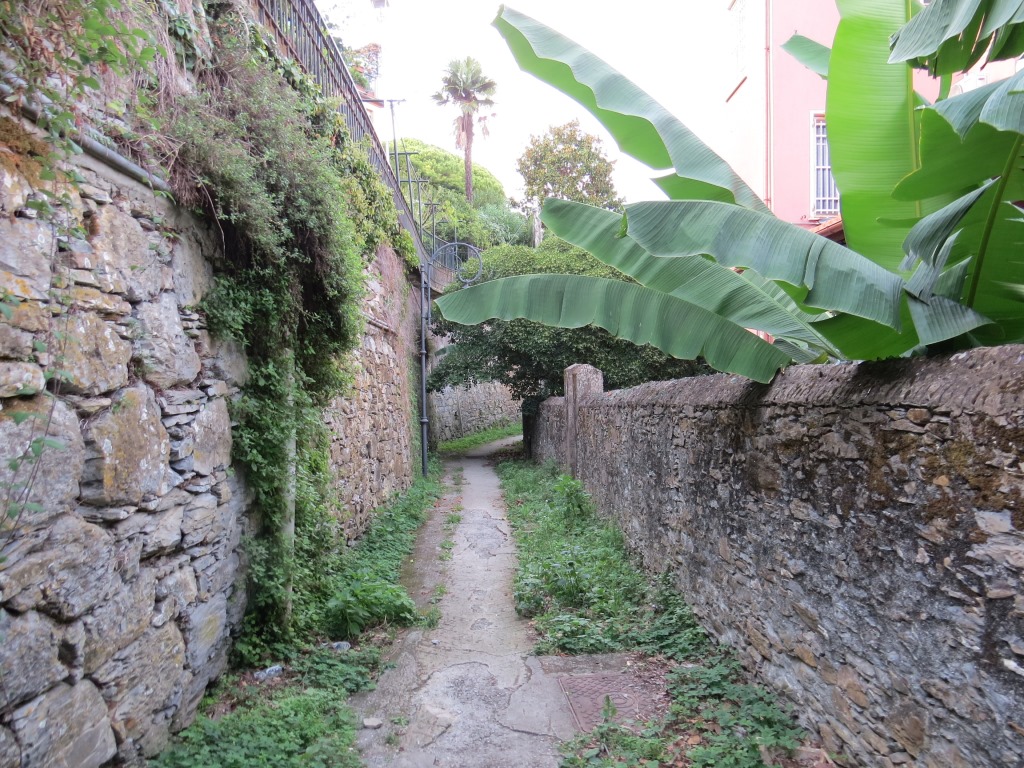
[427,381,521,445]
[535,349,1024,768]
[0,117,424,765]
[324,242,419,540]
[0,147,250,766]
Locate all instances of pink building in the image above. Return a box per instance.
[717,0,839,231]
[719,1,1019,233]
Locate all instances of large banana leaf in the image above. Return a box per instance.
[435,274,790,383]
[811,290,990,357]
[782,35,831,78]
[540,199,835,354]
[889,0,1024,74]
[896,75,1024,342]
[492,6,769,212]
[828,0,928,270]
[622,200,904,328]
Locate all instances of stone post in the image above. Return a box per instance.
[564,364,603,478]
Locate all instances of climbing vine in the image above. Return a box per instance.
[161,9,418,653]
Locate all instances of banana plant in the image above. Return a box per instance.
[889,0,1024,76]
[894,70,1024,344]
[436,3,1001,383]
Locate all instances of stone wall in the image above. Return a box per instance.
[534,349,1024,768]
[324,242,420,540]
[427,381,521,445]
[0,145,249,766]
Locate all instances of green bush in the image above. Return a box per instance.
[498,459,804,767]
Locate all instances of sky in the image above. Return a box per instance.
[316,0,733,204]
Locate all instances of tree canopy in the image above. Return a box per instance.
[392,138,526,248]
[437,4,1022,384]
[516,120,624,211]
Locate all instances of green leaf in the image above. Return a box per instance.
[622,200,904,328]
[436,274,791,383]
[492,6,769,211]
[889,0,1024,74]
[541,199,835,353]
[10,411,34,425]
[897,83,1024,344]
[899,180,992,292]
[828,0,927,271]
[782,34,831,78]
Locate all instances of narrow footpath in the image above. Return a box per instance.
[352,439,584,767]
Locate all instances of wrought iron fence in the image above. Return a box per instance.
[248,0,432,272]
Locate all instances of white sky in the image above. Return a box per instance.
[317,0,732,204]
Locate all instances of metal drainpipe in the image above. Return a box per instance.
[419,257,431,477]
[0,78,172,194]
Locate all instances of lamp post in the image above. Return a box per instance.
[419,240,482,476]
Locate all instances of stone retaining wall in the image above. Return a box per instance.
[427,381,521,445]
[325,244,419,540]
[534,349,1024,768]
[0,149,249,766]
[0,121,423,764]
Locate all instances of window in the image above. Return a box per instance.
[812,114,839,217]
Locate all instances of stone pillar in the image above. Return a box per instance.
[564,364,603,478]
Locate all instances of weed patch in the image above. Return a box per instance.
[498,460,804,768]
[152,647,381,768]
[161,467,443,764]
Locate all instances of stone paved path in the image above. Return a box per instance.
[351,438,577,767]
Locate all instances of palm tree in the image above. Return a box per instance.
[432,57,496,204]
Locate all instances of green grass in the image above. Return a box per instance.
[435,421,522,457]
[155,463,446,767]
[497,460,804,768]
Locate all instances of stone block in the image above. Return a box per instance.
[182,593,228,671]
[192,397,231,475]
[0,514,116,619]
[0,610,66,710]
[81,383,169,506]
[0,726,19,768]
[113,505,184,557]
[156,563,198,609]
[59,313,131,396]
[63,286,132,316]
[0,360,44,396]
[0,218,52,301]
[170,228,214,307]
[93,622,187,757]
[206,334,249,387]
[81,567,157,673]
[87,203,162,301]
[0,395,84,524]
[0,322,33,359]
[133,293,201,389]
[10,681,116,768]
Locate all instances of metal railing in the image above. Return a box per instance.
[248,0,436,282]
